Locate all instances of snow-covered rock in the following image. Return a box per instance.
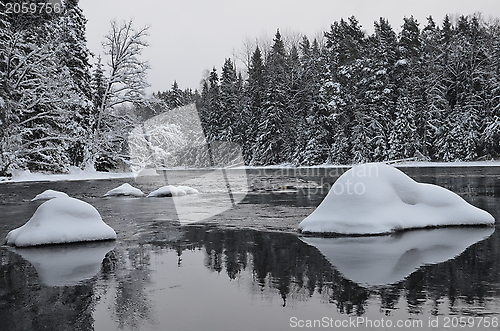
[301,227,494,286]
[298,163,495,234]
[176,185,199,194]
[104,183,144,197]
[5,197,117,247]
[12,241,115,286]
[147,185,187,197]
[31,189,69,201]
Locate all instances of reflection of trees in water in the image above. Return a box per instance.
[0,249,95,331]
[99,244,155,331]
[180,226,500,316]
[2,224,500,330]
[182,227,370,313]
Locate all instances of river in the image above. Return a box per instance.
[1,166,499,330]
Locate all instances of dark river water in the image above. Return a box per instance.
[1,166,500,330]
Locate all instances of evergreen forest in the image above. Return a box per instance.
[1,0,500,175]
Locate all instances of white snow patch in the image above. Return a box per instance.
[31,189,69,201]
[176,185,199,194]
[2,166,135,184]
[104,183,144,197]
[147,185,187,197]
[5,197,117,247]
[12,241,115,286]
[301,227,494,286]
[298,163,495,235]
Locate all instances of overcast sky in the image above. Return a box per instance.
[80,0,500,93]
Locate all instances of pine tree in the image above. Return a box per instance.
[388,95,418,159]
[220,58,238,142]
[324,17,366,164]
[168,81,183,109]
[252,30,289,165]
[206,67,222,141]
[420,16,448,159]
[57,0,93,167]
[362,18,399,161]
[245,46,265,163]
[300,38,330,165]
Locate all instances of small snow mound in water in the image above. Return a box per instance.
[104,183,144,197]
[5,197,117,247]
[176,185,199,194]
[147,185,187,197]
[31,189,69,201]
[298,163,495,235]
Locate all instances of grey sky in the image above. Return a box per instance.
[80,0,500,93]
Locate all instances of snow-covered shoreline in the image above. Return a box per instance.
[3,160,500,184]
[0,167,138,184]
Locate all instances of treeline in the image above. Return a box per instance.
[193,14,500,166]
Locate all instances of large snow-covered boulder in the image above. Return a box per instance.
[301,227,494,286]
[104,183,144,197]
[5,197,117,247]
[298,163,495,234]
[31,189,69,201]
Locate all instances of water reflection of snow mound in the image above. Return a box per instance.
[12,241,115,286]
[301,227,494,287]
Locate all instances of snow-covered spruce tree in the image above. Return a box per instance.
[87,19,150,170]
[244,46,266,163]
[393,16,424,158]
[440,15,487,160]
[361,18,399,162]
[299,38,331,166]
[482,21,500,157]
[168,81,183,109]
[323,17,366,164]
[252,30,289,166]
[283,44,303,163]
[91,55,107,114]
[289,36,311,165]
[204,67,222,142]
[220,58,238,142]
[419,16,449,160]
[388,95,418,160]
[56,0,93,167]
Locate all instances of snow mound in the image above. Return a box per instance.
[5,197,117,247]
[147,185,187,197]
[12,241,115,286]
[104,183,144,197]
[298,163,495,234]
[176,185,199,194]
[301,227,493,286]
[31,189,69,201]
